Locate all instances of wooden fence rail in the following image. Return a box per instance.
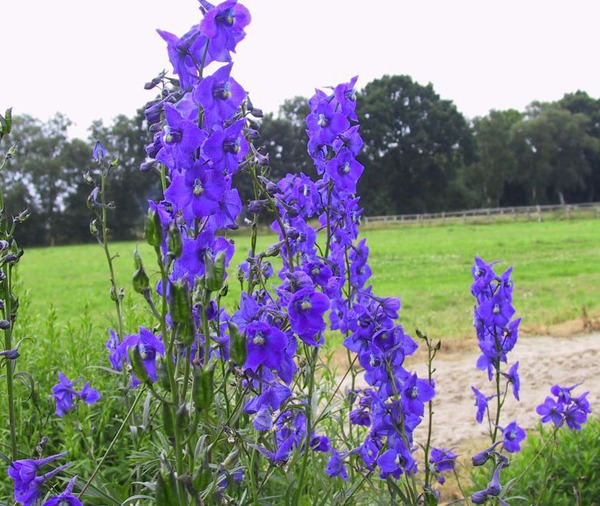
[362,202,600,225]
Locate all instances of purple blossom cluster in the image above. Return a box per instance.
[51,372,100,417]
[536,383,591,430]
[105,0,255,384]
[7,452,71,506]
[471,257,521,387]
[299,79,436,479]
[470,257,525,445]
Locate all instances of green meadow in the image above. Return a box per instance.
[17,216,600,346]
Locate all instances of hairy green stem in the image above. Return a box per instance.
[2,263,17,461]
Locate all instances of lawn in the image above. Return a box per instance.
[16,216,600,344]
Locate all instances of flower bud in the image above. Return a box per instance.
[228,321,246,365]
[132,265,150,295]
[145,208,163,248]
[140,160,158,172]
[245,128,260,140]
[155,469,178,505]
[0,348,18,359]
[93,141,107,163]
[176,403,190,431]
[128,345,151,384]
[167,223,182,259]
[1,253,19,265]
[89,219,99,237]
[205,250,226,292]
[162,403,176,439]
[15,209,30,224]
[192,363,215,412]
[0,319,11,330]
[155,355,171,391]
[247,199,267,214]
[471,449,490,467]
[169,280,192,325]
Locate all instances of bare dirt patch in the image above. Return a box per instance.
[332,320,599,448]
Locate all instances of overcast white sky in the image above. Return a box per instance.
[2,0,599,139]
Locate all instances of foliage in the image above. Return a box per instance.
[357,74,474,215]
[468,109,522,207]
[471,419,600,504]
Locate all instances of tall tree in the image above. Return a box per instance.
[256,96,314,181]
[356,75,473,215]
[7,113,88,245]
[468,109,522,207]
[511,103,597,204]
[559,91,600,202]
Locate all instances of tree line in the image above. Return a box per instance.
[2,74,599,246]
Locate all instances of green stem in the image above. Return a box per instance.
[423,336,437,491]
[504,425,560,496]
[79,386,146,498]
[3,264,17,460]
[99,169,124,340]
[295,346,319,501]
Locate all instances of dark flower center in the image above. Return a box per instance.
[317,113,329,127]
[223,138,240,154]
[213,82,232,100]
[164,126,182,145]
[252,332,265,346]
[193,178,205,196]
[138,343,156,361]
[216,8,235,26]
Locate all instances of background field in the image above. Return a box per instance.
[17,216,600,350]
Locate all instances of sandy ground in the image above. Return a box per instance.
[408,332,599,448]
[338,328,600,449]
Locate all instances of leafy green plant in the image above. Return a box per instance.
[471,418,600,505]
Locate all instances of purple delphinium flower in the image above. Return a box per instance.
[501,361,520,401]
[8,452,70,506]
[158,103,207,170]
[52,373,101,417]
[430,447,457,485]
[500,420,526,453]
[164,162,226,222]
[325,450,348,481]
[42,477,82,505]
[306,91,350,144]
[536,384,591,430]
[536,396,564,426]
[287,287,330,346]
[401,373,435,417]
[472,386,493,424]
[200,0,251,62]
[244,321,288,374]
[193,63,246,128]
[377,442,416,479]
[118,327,165,386]
[202,119,249,174]
[52,373,78,417]
[326,148,364,194]
[157,26,210,91]
[106,329,123,371]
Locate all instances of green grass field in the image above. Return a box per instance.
[16,216,600,346]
